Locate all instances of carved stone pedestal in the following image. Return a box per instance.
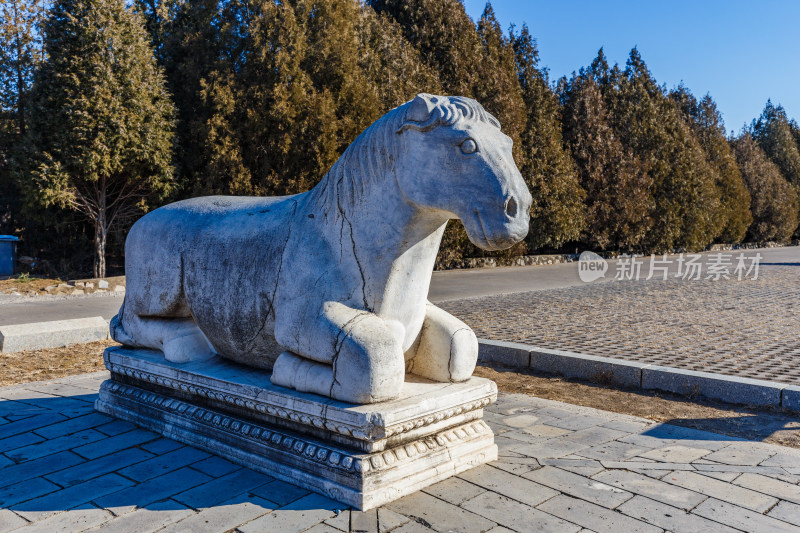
[95,346,498,510]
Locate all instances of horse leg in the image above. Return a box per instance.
[271,302,405,403]
[112,245,215,363]
[112,300,215,363]
[405,302,477,382]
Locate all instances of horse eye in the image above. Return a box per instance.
[460,138,478,154]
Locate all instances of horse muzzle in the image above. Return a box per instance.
[467,197,531,251]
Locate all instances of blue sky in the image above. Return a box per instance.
[462,0,800,134]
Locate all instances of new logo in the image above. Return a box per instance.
[578,251,608,282]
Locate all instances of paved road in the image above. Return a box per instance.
[440,246,800,385]
[0,294,124,326]
[429,245,800,301]
[0,373,797,532]
[1,246,797,325]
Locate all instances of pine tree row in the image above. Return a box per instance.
[1,0,800,276]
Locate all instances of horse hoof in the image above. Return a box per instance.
[272,351,334,397]
[109,314,137,346]
[163,330,215,363]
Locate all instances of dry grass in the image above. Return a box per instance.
[0,276,63,294]
[0,339,117,386]
[476,364,800,450]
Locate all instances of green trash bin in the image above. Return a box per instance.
[0,236,19,277]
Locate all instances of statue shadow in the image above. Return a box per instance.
[641,412,800,444]
[0,392,345,515]
[482,364,800,445]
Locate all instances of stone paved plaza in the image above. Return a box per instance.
[0,372,798,532]
[441,264,800,384]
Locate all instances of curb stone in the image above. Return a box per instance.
[780,386,800,411]
[529,347,644,389]
[478,338,798,411]
[639,364,782,407]
[476,339,531,367]
[0,317,110,353]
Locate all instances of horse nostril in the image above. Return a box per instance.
[505,196,518,218]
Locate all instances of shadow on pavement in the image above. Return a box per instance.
[0,393,339,515]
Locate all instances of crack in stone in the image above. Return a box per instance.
[406,319,430,373]
[336,190,369,312]
[329,310,371,398]
[447,327,471,383]
[246,200,297,352]
[410,517,434,529]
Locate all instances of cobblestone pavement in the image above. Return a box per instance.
[440,265,800,385]
[0,373,799,532]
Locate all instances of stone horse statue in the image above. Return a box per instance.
[111,94,532,404]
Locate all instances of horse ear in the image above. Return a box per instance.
[406,94,436,123]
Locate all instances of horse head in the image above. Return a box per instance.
[395,93,532,251]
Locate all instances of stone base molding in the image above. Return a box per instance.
[96,346,498,510]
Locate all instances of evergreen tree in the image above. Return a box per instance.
[237,0,317,194]
[476,5,526,156]
[467,5,529,257]
[370,0,533,261]
[132,0,181,62]
[0,0,46,233]
[670,87,751,243]
[291,0,440,192]
[560,64,650,250]
[370,2,526,144]
[751,101,800,235]
[789,119,800,150]
[300,0,379,148]
[230,0,342,196]
[732,134,798,242]
[609,49,719,252]
[789,119,800,154]
[0,0,45,139]
[752,100,800,190]
[512,24,585,250]
[357,6,441,109]
[300,0,440,186]
[23,0,176,277]
[151,0,439,199]
[155,0,243,196]
[369,0,487,98]
[586,48,611,90]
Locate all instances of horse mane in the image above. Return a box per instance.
[310,95,501,215]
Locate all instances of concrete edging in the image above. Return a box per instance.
[478,338,797,411]
[0,316,110,353]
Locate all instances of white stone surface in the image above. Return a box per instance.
[96,346,499,510]
[0,316,109,353]
[111,94,532,403]
[103,346,496,453]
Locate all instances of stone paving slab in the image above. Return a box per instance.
[0,373,798,532]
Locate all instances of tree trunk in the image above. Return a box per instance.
[94,214,107,278]
[12,0,26,136]
[93,176,109,278]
